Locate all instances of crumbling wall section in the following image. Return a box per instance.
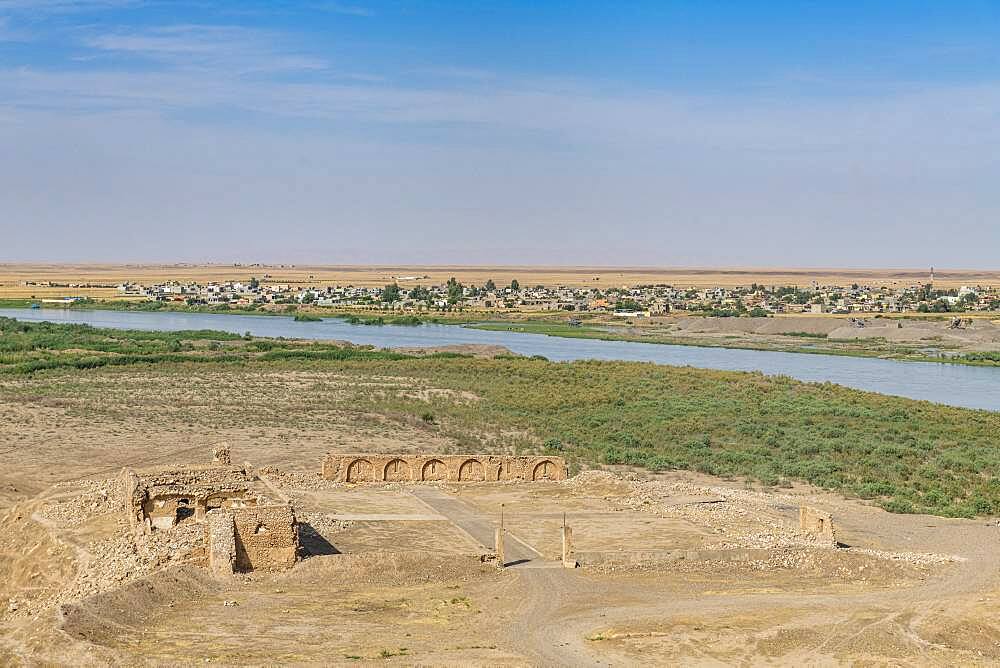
[121,451,299,575]
[205,511,236,577]
[138,465,255,500]
[232,504,298,572]
[212,444,232,465]
[120,468,144,528]
[799,506,837,544]
[125,463,258,534]
[321,454,567,483]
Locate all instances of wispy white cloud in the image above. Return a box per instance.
[3,59,999,162]
[413,66,498,82]
[83,24,328,73]
[0,0,140,12]
[0,14,37,41]
[309,2,373,18]
[1,3,998,266]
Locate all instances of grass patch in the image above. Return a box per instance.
[784,331,829,339]
[959,351,1000,366]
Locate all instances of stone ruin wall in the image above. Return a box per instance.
[121,464,258,533]
[205,503,298,575]
[121,468,144,527]
[799,506,837,544]
[321,454,567,483]
[205,511,237,577]
[231,504,298,572]
[122,456,299,575]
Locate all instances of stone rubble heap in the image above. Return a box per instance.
[564,469,960,566]
[257,466,344,491]
[39,479,121,526]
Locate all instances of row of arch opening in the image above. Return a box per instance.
[344,458,559,483]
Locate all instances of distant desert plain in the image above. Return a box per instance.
[1,263,997,299]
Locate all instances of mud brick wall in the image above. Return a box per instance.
[205,511,236,577]
[321,454,567,483]
[121,464,257,532]
[799,506,837,544]
[121,468,144,527]
[231,504,298,572]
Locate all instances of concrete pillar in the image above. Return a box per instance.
[495,527,505,569]
[562,525,577,568]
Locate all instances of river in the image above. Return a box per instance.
[1,308,997,411]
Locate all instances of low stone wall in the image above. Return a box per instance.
[574,548,775,567]
[232,504,298,572]
[321,454,567,483]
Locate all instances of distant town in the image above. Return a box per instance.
[23,275,1000,315]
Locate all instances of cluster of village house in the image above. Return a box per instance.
[110,278,1000,315]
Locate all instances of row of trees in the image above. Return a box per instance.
[380,278,522,305]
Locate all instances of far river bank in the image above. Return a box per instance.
[3,298,998,369]
[1,306,997,411]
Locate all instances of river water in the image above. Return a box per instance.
[2,308,997,411]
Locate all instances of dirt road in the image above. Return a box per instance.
[491,487,1000,666]
[411,487,545,565]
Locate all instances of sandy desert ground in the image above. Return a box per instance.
[2,262,997,296]
[644,314,1000,355]
[2,367,1000,666]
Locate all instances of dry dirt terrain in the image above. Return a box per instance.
[637,314,1000,355]
[2,262,997,296]
[2,368,1000,666]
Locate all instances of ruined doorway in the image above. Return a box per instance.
[346,459,373,483]
[421,459,447,481]
[175,498,194,522]
[458,459,484,481]
[532,460,556,481]
[383,458,411,482]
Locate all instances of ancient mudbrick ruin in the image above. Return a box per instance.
[121,446,298,575]
[321,454,567,483]
[207,504,298,575]
[799,505,837,544]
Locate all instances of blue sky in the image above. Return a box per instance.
[1,1,998,266]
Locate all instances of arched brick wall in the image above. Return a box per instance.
[321,454,566,484]
[346,459,374,483]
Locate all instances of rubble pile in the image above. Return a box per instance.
[297,511,354,537]
[563,469,635,487]
[589,475,832,550]
[59,521,205,605]
[847,547,960,566]
[13,490,208,618]
[258,466,343,491]
[39,479,121,525]
[565,470,962,565]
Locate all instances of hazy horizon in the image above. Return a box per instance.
[1,260,997,274]
[2,2,999,267]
